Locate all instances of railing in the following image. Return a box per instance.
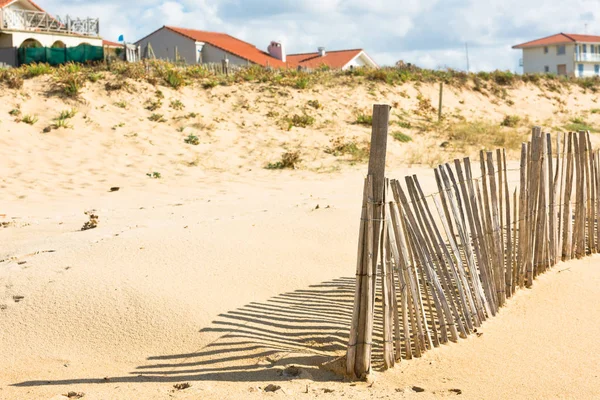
[1,9,99,37]
[576,53,600,62]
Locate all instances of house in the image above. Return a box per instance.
[135,25,378,70]
[513,33,600,77]
[135,26,288,67]
[0,0,102,66]
[288,48,378,70]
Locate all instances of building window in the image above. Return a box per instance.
[544,46,548,54]
[578,64,584,77]
[583,44,587,54]
[592,45,596,53]
[595,65,600,75]
[557,45,566,55]
[544,66,550,73]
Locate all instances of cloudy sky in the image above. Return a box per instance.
[39,0,600,71]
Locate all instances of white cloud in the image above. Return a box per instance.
[34,0,600,71]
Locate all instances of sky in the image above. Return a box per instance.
[38,0,600,72]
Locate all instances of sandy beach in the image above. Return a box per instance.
[2,76,600,399]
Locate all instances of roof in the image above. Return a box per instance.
[287,49,365,69]
[143,26,287,67]
[103,39,121,47]
[0,0,45,12]
[513,33,600,49]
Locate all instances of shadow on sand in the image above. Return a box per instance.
[12,276,387,387]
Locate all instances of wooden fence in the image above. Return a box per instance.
[346,104,600,379]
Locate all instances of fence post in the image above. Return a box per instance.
[348,104,390,380]
[438,82,443,122]
[222,57,229,76]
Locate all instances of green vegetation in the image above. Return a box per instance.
[285,114,315,130]
[325,136,370,161]
[57,108,77,120]
[447,120,525,151]
[392,131,412,143]
[500,115,521,128]
[184,134,200,145]
[21,114,38,125]
[148,113,166,122]
[266,151,301,169]
[353,112,373,126]
[563,116,597,132]
[307,99,323,109]
[146,172,162,179]
[9,108,21,117]
[170,99,185,110]
[114,101,127,109]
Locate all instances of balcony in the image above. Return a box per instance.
[576,53,600,62]
[1,9,99,37]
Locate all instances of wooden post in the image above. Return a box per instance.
[222,57,230,76]
[348,104,390,379]
[438,82,443,122]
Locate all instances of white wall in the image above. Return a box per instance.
[574,62,600,78]
[6,31,101,48]
[136,28,196,63]
[522,44,575,75]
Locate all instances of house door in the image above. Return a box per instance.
[557,64,567,76]
[578,63,584,77]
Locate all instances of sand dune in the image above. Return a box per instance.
[1,77,600,399]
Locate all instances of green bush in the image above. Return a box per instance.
[184,134,200,145]
[266,151,301,169]
[500,115,520,127]
[392,131,412,143]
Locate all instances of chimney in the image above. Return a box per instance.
[318,47,326,57]
[268,41,286,62]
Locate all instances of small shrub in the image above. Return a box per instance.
[24,63,51,78]
[164,69,185,89]
[170,99,185,110]
[87,72,103,82]
[53,118,72,129]
[114,101,127,109]
[57,108,77,120]
[2,70,23,89]
[392,131,412,143]
[500,115,520,127]
[155,89,164,99]
[295,77,309,89]
[145,99,162,111]
[184,134,200,145]
[325,136,370,161]
[307,99,322,109]
[591,108,600,114]
[397,120,412,129]
[266,110,280,118]
[266,151,301,169]
[146,172,162,179]
[202,80,219,89]
[9,108,21,117]
[286,114,315,129]
[22,114,38,125]
[183,112,198,119]
[354,112,373,126]
[149,113,166,122]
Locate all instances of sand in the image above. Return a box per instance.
[1,76,600,399]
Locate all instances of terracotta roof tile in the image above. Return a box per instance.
[287,49,364,69]
[102,39,121,47]
[0,0,45,12]
[165,26,287,68]
[513,33,600,49]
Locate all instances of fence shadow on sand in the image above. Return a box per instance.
[12,276,389,387]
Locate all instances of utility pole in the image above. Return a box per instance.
[465,42,470,73]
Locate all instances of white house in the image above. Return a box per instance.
[135,25,379,70]
[287,48,378,70]
[0,0,102,65]
[513,33,600,77]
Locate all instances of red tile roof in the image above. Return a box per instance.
[513,33,600,49]
[102,39,121,47]
[287,49,365,69]
[0,0,45,12]
[162,26,287,68]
